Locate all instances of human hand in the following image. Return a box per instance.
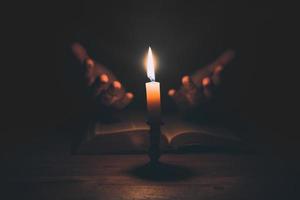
[71,43,134,110]
[168,50,235,111]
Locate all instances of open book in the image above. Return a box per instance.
[77,112,242,154]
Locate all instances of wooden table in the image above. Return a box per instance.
[1,129,298,200]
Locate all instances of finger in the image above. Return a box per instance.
[85,58,97,86]
[100,74,109,83]
[180,75,201,105]
[168,88,184,103]
[71,42,89,63]
[172,87,200,108]
[84,60,117,88]
[182,75,192,89]
[214,49,235,67]
[203,85,212,99]
[94,63,117,83]
[94,73,110,94]
[191,50,235,84]
[202,77,213,99]
[101,81,125,106]
[168,89,176,97]
[93,74,109,94]
[202,77,211,87]
[211,66,223,85]
[181,75,190,89]
[182,75,198,90]
[86,58,95,70]
[206,50,235,72]
[181,75,189,84]
[113,92,134,109]
[112,80,122,91]
[213,65,223,74]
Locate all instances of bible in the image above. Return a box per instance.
[77,112,242,154]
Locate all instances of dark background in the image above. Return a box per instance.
[1,0,298,155]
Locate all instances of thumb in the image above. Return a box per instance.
[71,42,89,63]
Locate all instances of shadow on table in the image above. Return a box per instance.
[127,162,196,182]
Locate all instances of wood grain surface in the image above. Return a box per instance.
[1,129,298,200]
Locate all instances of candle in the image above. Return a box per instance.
[145,47,161,122]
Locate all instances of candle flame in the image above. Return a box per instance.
[147,47,155,81]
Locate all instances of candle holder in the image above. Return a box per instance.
[147,119,163,164]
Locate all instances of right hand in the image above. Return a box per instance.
[71,42,134,110]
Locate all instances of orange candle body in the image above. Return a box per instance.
[146,81,161,122]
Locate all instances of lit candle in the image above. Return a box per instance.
[145,47,161,122]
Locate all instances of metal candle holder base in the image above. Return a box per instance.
[147,120,163,164]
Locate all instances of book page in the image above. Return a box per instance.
[95,112,149,136]
[78,112,168,154]
[78,111,241,154]
[162,116,240,147]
